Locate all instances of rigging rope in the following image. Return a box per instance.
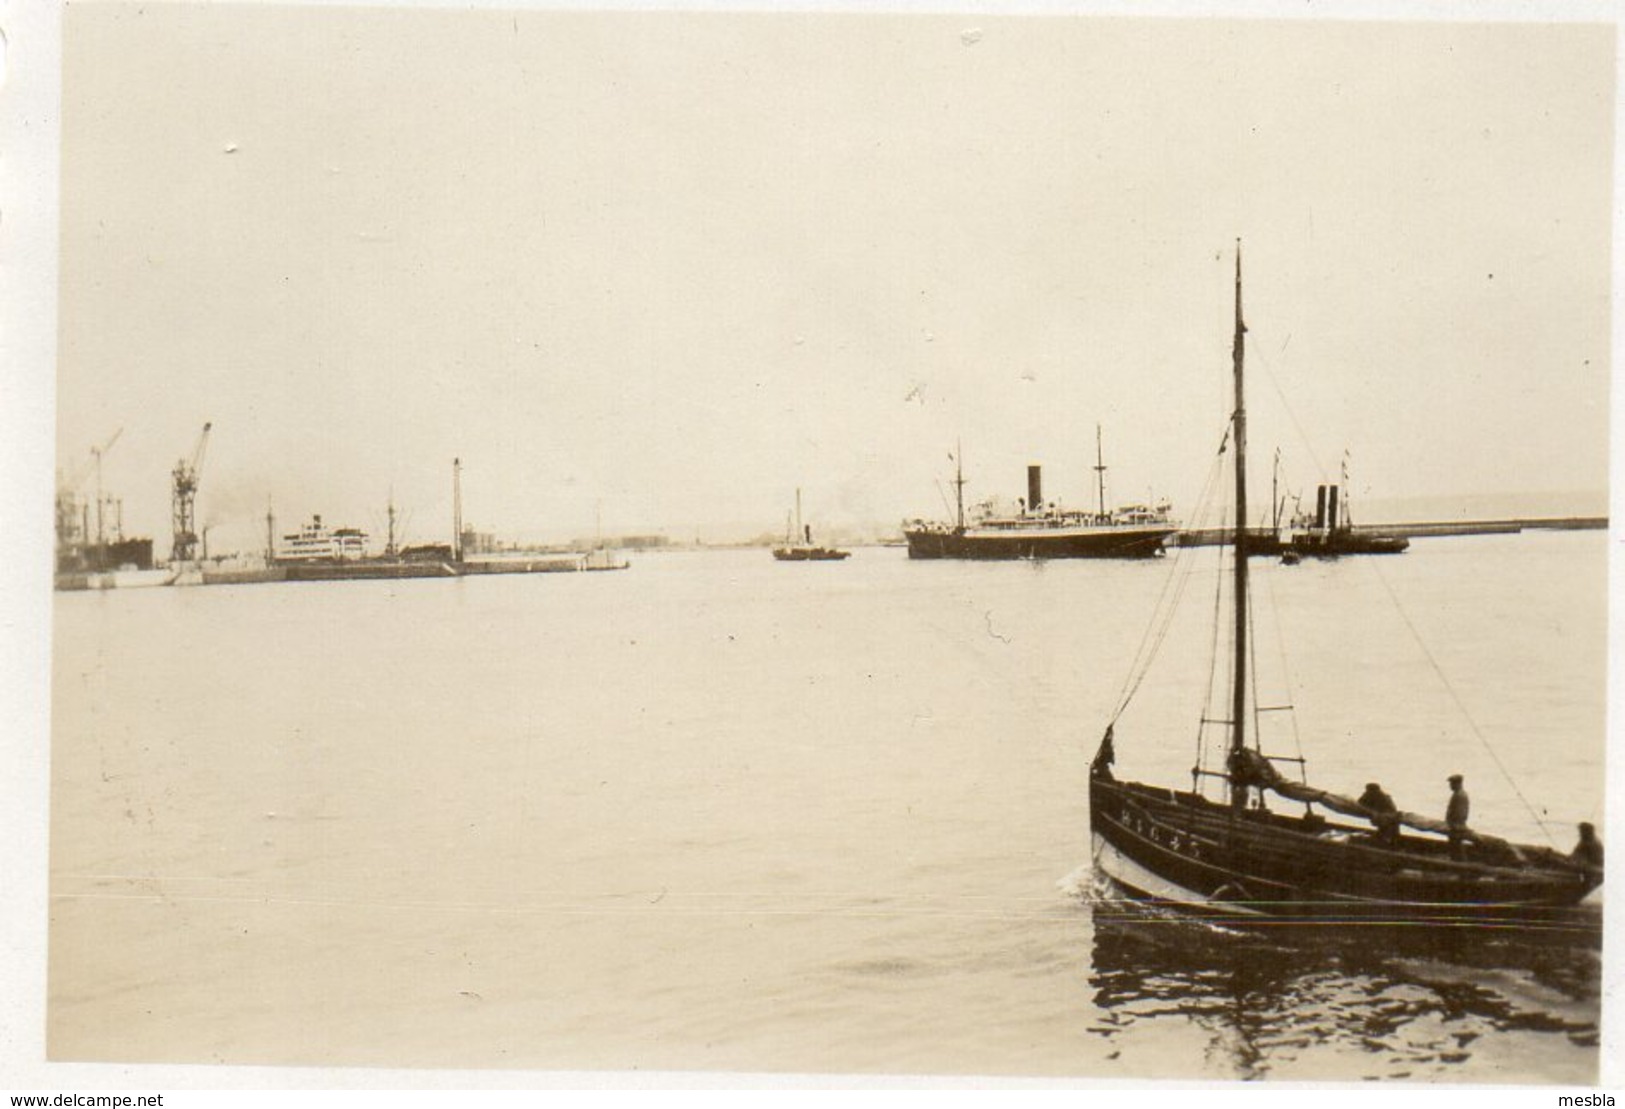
[1247,555,1262,752]
[1366,559,1559,848]
[1196,497,1230,799]
[1262,557,1307,780]
[1109,430,1229,723]
[1247,332,1334,492]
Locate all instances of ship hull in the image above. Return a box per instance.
[905,525,1173,560]
[458,557,585,575]
[55,568,177,591]
[772,547,850,561]
[1089,777,1595,931]
[1173,529,1409,557]
[281,560,459,581]
[1289,532,1410,557]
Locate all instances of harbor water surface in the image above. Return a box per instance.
[49,532,1605,1081]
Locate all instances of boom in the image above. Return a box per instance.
[171,422,212,563]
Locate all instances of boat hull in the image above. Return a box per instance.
[904,524,1173,560]
[772,547,850,561]
[1287,532,1410,557]
[1089,777,1595,931]
[1174,529,1410,557]
[281,560,459,581]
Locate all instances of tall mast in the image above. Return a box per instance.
[954,441,966,531]
[1340,451,1352,527]
[452,458,464,563]
[1229,242,1250,810]
[796,488,804,545]
[1094,424,1108,517]
[1271,448,1281,532]
[386,488,398,558]
[266,497,276,563]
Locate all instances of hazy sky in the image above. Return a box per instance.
[55,6,1613,550]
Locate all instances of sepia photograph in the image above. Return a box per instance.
[5,0,1618,1095]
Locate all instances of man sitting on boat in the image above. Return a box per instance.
[1357,782,1400,846]
[1571,822,1604,877]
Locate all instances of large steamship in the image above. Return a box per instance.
[903,435,1177,561]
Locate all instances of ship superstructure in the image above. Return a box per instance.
[277,515,369,562]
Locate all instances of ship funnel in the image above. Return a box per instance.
[1314,486,1328,530]
[1027,466,1043,514]
[1327,485,1340,532]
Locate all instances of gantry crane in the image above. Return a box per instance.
[171,422,212,563]
[55,427,122,563]
[90,426,124,547]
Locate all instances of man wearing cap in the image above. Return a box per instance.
[1445,774,1470,860]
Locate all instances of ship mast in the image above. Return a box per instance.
[1340,450,1353,528]
[1229,242,1250,810]
[1271,448,1281,532]
[452,458,464,563]
[1094,424,1108,518]
[954,440,966,532]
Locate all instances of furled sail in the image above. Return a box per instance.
[1227,748,1535,863]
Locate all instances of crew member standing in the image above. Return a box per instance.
[1445,774,1470,860]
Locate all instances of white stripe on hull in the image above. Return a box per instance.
[1090,832,1265,917]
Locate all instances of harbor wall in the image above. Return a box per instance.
[1172,516,1605,548]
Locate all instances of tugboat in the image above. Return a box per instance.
[1279,476,1409,558]
[772,489,849,562]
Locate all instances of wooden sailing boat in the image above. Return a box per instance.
[772,488,850,561]
[1087,245,1600,929]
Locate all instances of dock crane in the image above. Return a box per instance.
[90,426,124,547]
[171,422,212,563]
[55,427,122,563]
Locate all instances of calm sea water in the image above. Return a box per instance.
[48,532,1606,1081]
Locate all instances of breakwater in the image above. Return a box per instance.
[1173,516,1605,548]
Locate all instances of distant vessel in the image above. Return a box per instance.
[273,512,457,581]
[57,566,176,591]
[1179,458,1411,559]
[269,476,632,582]
[579,546,631,572]
[904,432,1176,560]
[276,515,370,562]
[773,490,850,562]
[1279,482,1409,558]
[1089,246,1597,930]
[53,432,161,589]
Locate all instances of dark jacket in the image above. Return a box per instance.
[1358,786,1397,815]
[1571,836,1604,870]
[1446,787,1470,830]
